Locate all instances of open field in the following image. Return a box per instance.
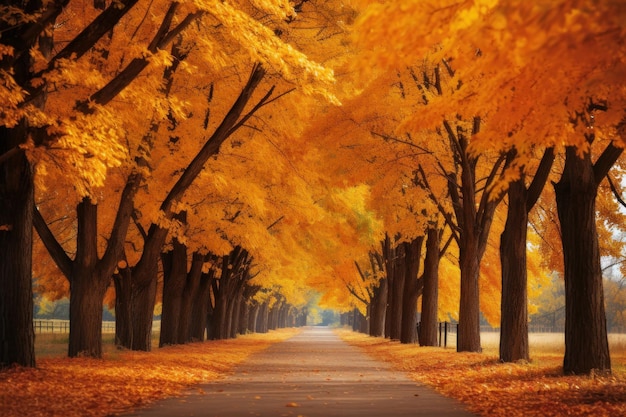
[337,329,626,417]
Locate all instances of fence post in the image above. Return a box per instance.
[438,322,442,347]
[444,321,448,348]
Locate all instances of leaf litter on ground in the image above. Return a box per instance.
[0,329,299,417]
[336,329,626,417]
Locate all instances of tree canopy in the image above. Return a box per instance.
[2,0,625,376]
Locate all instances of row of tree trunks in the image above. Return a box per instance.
[159,214,209,347]
[349,229,441,346]
[0,0,145,369]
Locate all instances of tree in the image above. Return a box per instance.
[499,147,554,362]
[418,114,507,353]
[29,0,202,358]
[0,0,163,367]
[352,0,626,372]
[554,117,622,373]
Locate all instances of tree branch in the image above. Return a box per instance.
[607,174,626,209]
[417,164,461,243]
[476,151,507,224]
[46,0,140,70]
[100,172,141,276]
[33,206,73,280]
[76,7,201,112]
[526,146,555,211]
[593,141,624,184]
[161,63,267,213]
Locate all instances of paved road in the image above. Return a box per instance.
[127,326,476,417]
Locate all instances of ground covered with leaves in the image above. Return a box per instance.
[337,329,626,417]
[0,329,299,417]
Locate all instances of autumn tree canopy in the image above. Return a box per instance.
[2,0,625,377]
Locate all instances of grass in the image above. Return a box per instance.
[336,329,626,417]
[34,333,160,358]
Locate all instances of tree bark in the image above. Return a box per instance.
[390,243,406,340]
[189,269,214,342]
[0,129,35,368]
[128,273,159,351]
[229,290,243,338]
[239,299,250,335]
[268,302,280,330]
[401,237,424,344]
[499,179,529,362]
[67,201,109,357]
[179,252,204,343]
[554,146,612,374]
[382,235,405,340]
[256,302,269,333]
[0,0,57,368]
[499,147,553,362]
[159,235,188,347]
[420,228,440,346]
[113,266,133,347]
[368,251,387,337]
[248,302,260,333]
[457,235,482,352]
[369,276,387,337]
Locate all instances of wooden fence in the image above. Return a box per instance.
[33,320,116,334]
[33,320,161,334]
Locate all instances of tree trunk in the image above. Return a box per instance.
[420,228,440,347]
[500,179,529,362]
[68,201,103,357]
[457,235,482,352]
[159,237,187,347]
[229,291,243,338]
[554,146,611,374]
[248,302,260,333]
[179,252,203,343]
[0,131,35,368]
[257,302,269,333]
[499,147,553,362]
[114,267,133,347]
[68,271,109,357]
[189,270,213,341]
[369,277,387,337]
[401,237,424,344]
[268,303,280,330]
[390,244,405,340]
[279,304,290,329]
[65,201,112,357]
[115,266,159,351]
[212,279,229,339]
[0,1,47,366]
[360,307,369,334]
[206,279,218,340]
[239,299,250,335]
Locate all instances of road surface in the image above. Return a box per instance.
[126,326,476,417]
